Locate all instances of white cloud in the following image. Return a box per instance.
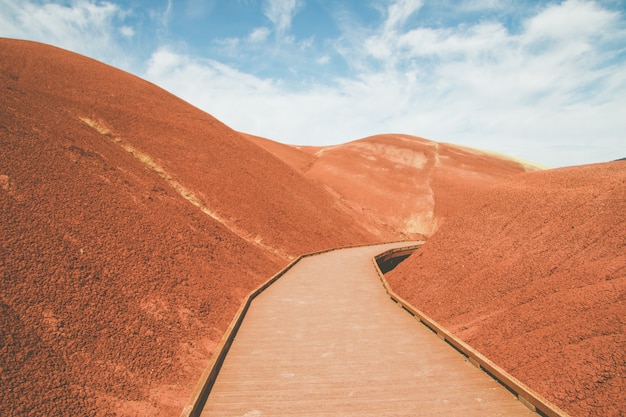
[397,22,511,58]
[0,0,134,69]
[524,0,619,42]
[385,0,424,31]
[142,47,382,149]
[145,47,278,97]
[248,26,271,43]
[159,0,173,28]
[262,0,303,37]
[298,36,314,49]
[120,25,135,38]
[316,55,331,65]
[214,36,240,49]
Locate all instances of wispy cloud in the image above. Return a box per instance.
[120,25,135,38]
[385,0,424,31]
[183,0,215,19]
[0,0,136,69]
[316,55,331,65]
[524,0,618,41]
[248,26,271,43]
[457,0,507,12]
[159,0,173,27]
[262,0,303,38]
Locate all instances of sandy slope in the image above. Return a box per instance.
[386,162,626,417]
[0,38,383,416]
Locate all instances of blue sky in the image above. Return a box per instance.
[1,0,625,167]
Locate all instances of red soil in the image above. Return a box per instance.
[248,133,535,239]
[387,162,626,417]
[0,39,385,416]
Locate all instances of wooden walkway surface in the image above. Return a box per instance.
[200,243,536,416]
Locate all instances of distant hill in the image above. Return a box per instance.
[246,133,538,238]
[387,162,626,417]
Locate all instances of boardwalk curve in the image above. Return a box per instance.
[195,242,539,416]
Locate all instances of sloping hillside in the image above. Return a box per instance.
[0,38,383,416]
[386,162,626,417]
[248,133,538,238]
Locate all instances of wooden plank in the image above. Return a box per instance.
[374,247,571,417]
[199,243,538,417]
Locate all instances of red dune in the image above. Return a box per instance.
[1,37,619,417]
[386,162,626,417]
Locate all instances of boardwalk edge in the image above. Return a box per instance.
[180,241,413,417]
[373,245,573,417]
[179,254,304,417]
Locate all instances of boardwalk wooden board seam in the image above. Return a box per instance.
[180,241,414,417]
[183,241,570,417]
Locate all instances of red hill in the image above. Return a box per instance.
[386,162,626,417]
[0,38,383,416]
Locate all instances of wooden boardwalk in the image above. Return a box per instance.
[200,243,536,417]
